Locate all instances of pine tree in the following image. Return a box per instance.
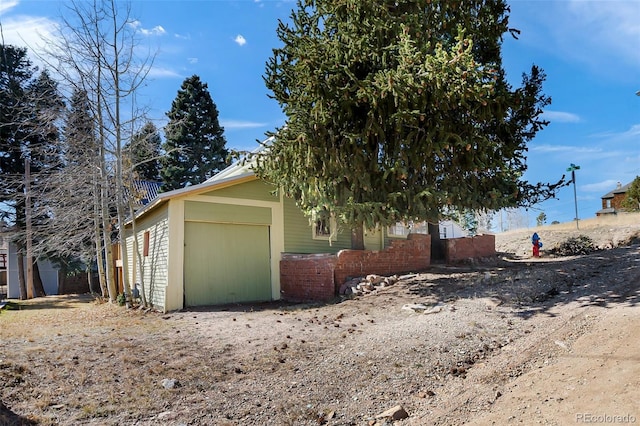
[161,75,229,191]
[126,121,162,181]
[622,177,640,211]
[258,0,564,249]
[0,44,34,212]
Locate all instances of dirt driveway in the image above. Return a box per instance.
[1,236,639,425]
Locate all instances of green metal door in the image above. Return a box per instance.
[184,222,271,306]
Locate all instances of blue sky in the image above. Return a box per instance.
[1,0,638,226]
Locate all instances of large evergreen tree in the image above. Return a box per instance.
[126,121,162,181]
[161,75,229,191]
[0,45,34,217]
[0,45,64,297]
[258,0,564,249]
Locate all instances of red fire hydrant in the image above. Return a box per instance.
[532,232,542,257]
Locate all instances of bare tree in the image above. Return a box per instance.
[39,0,155,305]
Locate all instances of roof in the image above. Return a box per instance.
[125,180,162,208]
[205,137,271,183]
[601,182,631,199]
[126,136,273,225]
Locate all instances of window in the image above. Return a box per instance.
[387,221,428,238]
[143,231,150,257]
[312,211,336,241]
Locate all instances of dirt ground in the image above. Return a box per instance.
[1,213,639,426]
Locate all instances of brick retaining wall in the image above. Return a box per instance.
[444,234,496,263]
[334,233,431,290]
[280,233,431,302]
[280,254,337,302]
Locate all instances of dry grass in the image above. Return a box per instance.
[1,222,639,425]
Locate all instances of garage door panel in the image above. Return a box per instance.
[184,222,271,306]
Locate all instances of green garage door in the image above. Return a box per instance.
[184,222,271,306]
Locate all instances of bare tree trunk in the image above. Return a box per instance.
[93,191,108,298]
[16,244,27,300]
[351,226,365,250]
[32,260,46,297]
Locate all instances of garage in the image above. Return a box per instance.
[184,221,272,306]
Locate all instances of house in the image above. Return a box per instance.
[122,144,440,311]
[3,242,59,299]
[122,141,496,312]
[0,220,60,299]
[596,181,631,216]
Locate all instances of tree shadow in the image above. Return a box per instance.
[3,294,96,311]
[403,244,640,320]
[0,401,36,426]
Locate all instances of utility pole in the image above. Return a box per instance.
[567,163,580,230]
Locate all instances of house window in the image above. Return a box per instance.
[312,212,336,241]
[387,221,428,238]
[143,231,150,257]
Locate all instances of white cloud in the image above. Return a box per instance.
[531,144,600,154]
[147,66,181,78]
[531,1,640,78]
[234,34,247,46]
[129,20,166,36]
[221,119,268,130]
[0,15,59,59]
[188,57,198,65]
[581,179,621,193]
[566,0,640,67]
[541,110,581,123]
[0,0,18,14]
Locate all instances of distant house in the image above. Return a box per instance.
[596,181,631,216]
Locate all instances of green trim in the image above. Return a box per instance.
[185,201,272,225]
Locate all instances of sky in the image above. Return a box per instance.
[0,0,638,228]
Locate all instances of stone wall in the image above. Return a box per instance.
[444,234,496,264]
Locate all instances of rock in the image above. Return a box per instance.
[375,405,409,420]
[366,274,386,285]
[161,378,179,389]
[339,278,361,295]
[157,411,173,420]
[358,282,374,292]
[402,303,429,313]
[398,274,417,281]
[424,302,445,314]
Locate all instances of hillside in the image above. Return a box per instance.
[494,212,640,257]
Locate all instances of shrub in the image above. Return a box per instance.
[551,235,596,256]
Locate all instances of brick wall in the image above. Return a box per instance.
[280,253,337,302]
[280,234,432,302]
[444,234,496,264]
[334,233,431,289]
